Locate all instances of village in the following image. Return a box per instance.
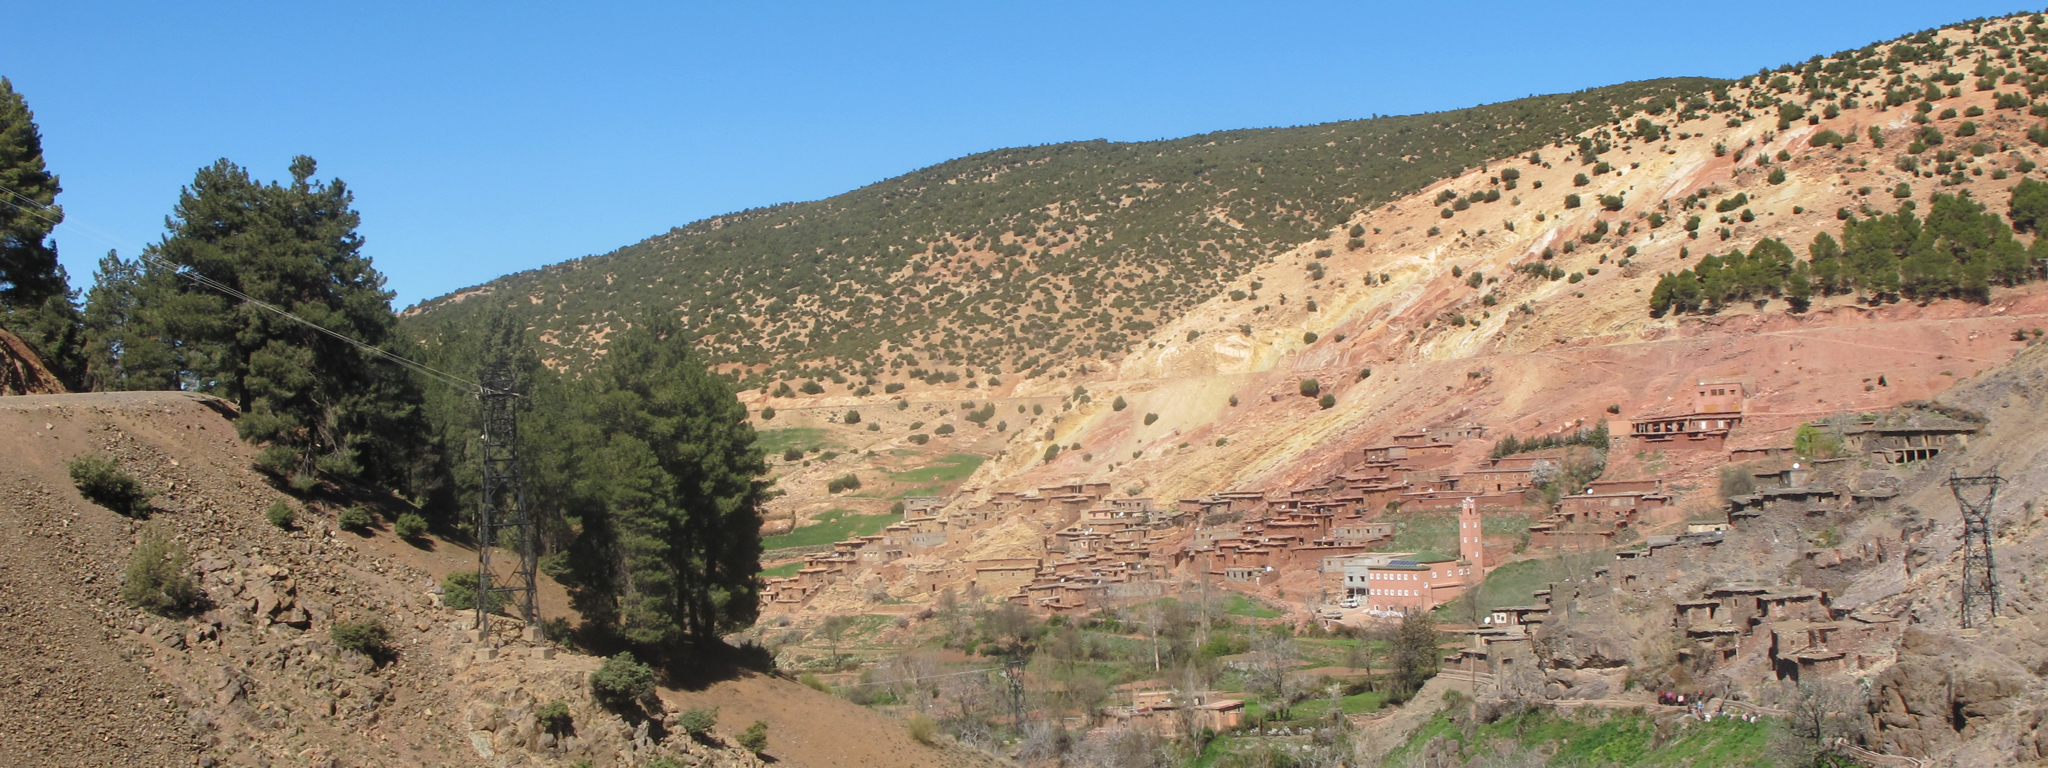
[762,376,1977,640]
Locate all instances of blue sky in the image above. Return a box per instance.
[6,1,2037,307]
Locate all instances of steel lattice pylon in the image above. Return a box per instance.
[1945,470,2004,629]
[476,361,538,641]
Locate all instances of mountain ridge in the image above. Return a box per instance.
[400,78,1719,389]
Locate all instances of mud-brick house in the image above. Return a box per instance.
[1427,423,1488,443]
[1841,411,1979,465]
[970,558,1042,596]
[903,496,947,520]
[1725,482,1843,522]
[1628,380,1747,450]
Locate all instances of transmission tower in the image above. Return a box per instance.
[476,360,538,641]
[1945,470,2004,629]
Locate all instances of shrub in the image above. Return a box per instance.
[906,713,938,745]
[1042,444,1062,462]
[442,570,509,612]
[1298,379,1320,397]
[1573,173,1590,186]
[799,380,824,395]
[331,620,390,660]
[678,706,718,736]
[800,672,829,692]
[1318,393,1336,409]
[1768,168,1787,185]
[884,382,904,394]
[826,474,862,493]
[783,447,803,461]
[265,498,296,529]
[737,721,769,754]
[1303,331,1318,343]
[537,701,573,735]
[123,523,199,614]
[934,423,954,435]
[393,512,428,540]
[843,410,860,424]
[1111,395,1127,411]
[591,652,657,710]
[758,406,775,420]
[908,434,930,445]
[337,506,374,532]
[1143,413,1158,426]
[1893,183,1912,199]
[68,454,151,517]
[1563,194,1581,209]
[1599,194,1624,211]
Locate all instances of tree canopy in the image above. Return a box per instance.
[83,157,430,492]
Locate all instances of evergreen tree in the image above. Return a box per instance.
[0,77,84,385]
[87,157,428,491]
[562,313,767,651]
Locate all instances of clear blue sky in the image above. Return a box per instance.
[6,1,2037,307]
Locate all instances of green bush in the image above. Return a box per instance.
[826,474,862,493]
[1303,331,1319,343]
[331,620,390,660]
[337,506,373,532]
[1111,395,1127,411]
[678,706,718,736]
[934,423,954,435]
[122,523,199,614]
[759,406,775,420]
[537,700,573,735]
[1318,393,1337,409]
[265,498,296,529]
[591,652,657,710]
[782,447,803,461]
[799,380,824,395]
[1299,379,1321,397]
[908,433,930,445]
[1563,194,1581,209]
[441,571,510,612]
[737,720,769,754]
[1143,413,1158,426]
[68,455,151,517]
[393,512,428,540]
[843,410,860,424]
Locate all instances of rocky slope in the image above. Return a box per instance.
[0,390,976,768]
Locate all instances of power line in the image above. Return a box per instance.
[0,183,482,394]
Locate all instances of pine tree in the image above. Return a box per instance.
[89,157,428,491]
[563,313,767,651]
[0,78,84,385]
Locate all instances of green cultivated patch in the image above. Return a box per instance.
[756,427,832,456]
[890,453,985,484]
[1387,708,1781,767]
[762,508,895,550]
[1223,593,1281,618]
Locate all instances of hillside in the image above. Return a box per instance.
[0,391,983,768]
[950,14,2048,507]
[722,13,2048,573]
[400,78,1714,389]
